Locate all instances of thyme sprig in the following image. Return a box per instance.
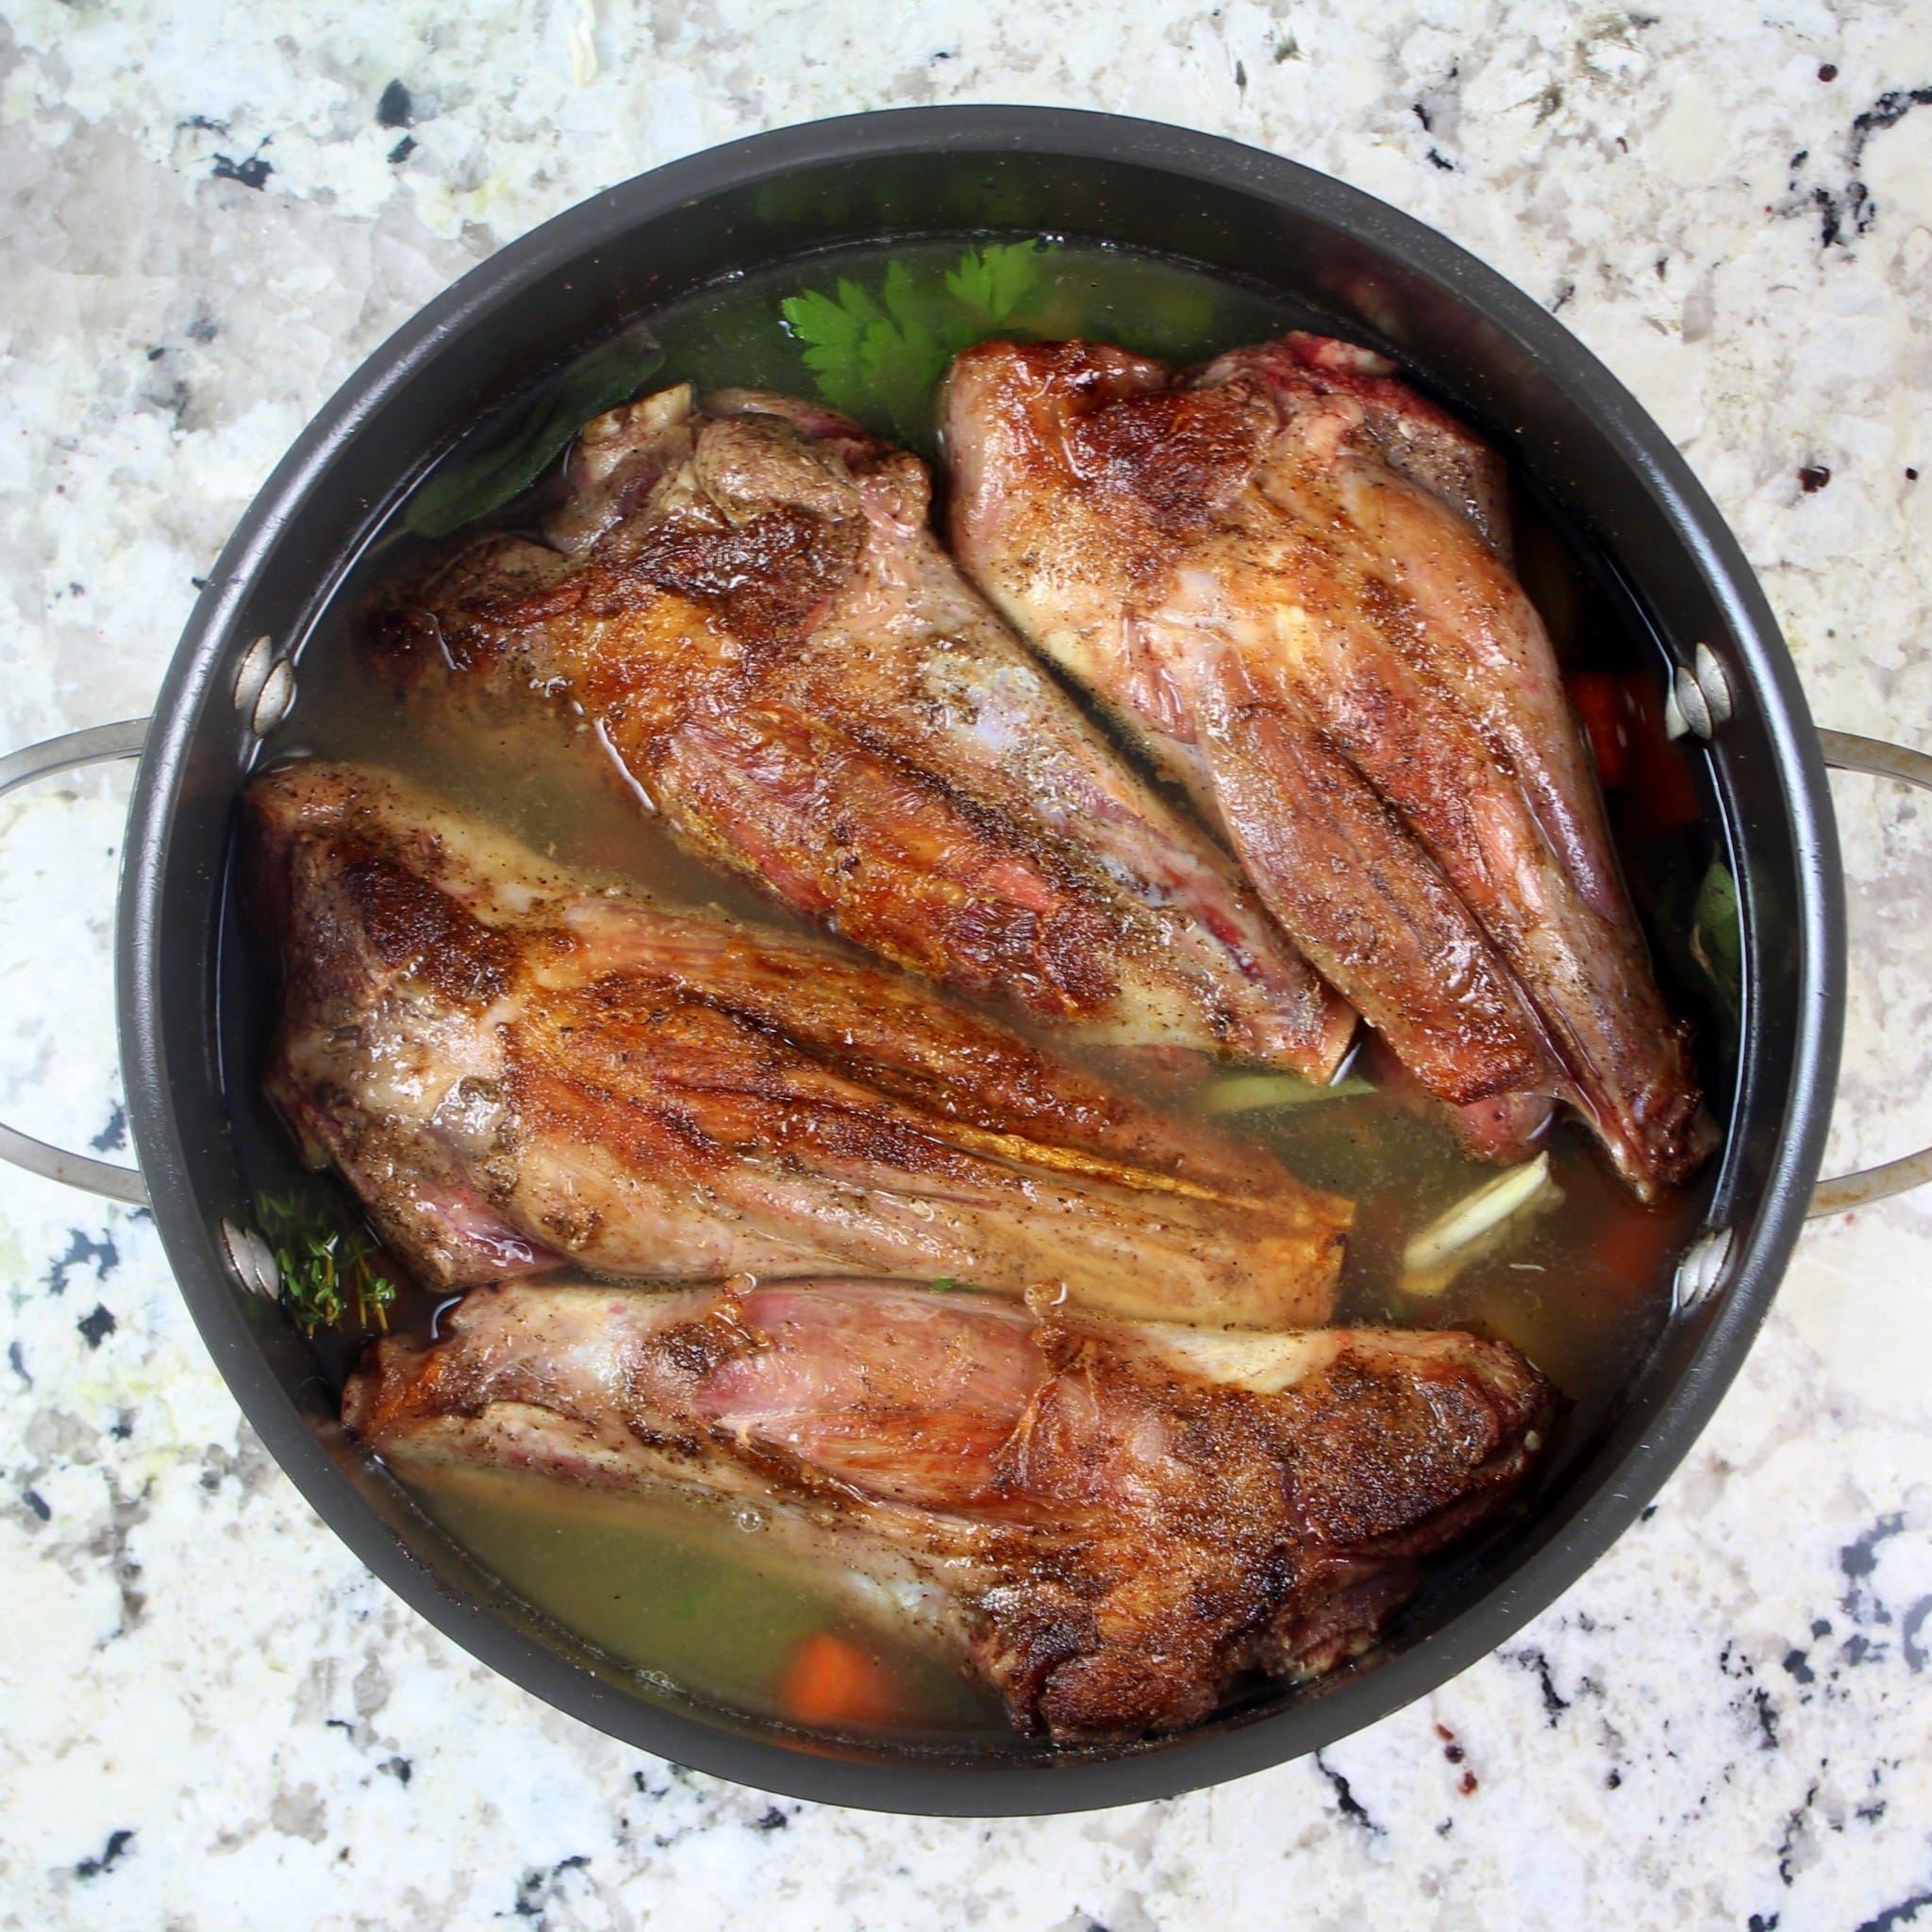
[255,1188,399,1336]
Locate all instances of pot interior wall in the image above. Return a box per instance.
[125,114,1835,1812]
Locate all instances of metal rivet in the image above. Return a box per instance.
[1674,1225,1734,1309]
[220,1218,280,1300]
[1672,664,1713,741]
[1694,642,1734,726]
[251,658,296,737]
[233,634,276,715]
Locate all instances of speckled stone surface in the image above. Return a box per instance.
[2,3,1929,1926]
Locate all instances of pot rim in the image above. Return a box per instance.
[114,104,1844,1815]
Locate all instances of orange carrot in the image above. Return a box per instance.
[779,1631,904,1727]
[1566,670,1704,833]
[1614,672,1701,836]
[1590,1197,1692,1301]
[1567,672,1627,790]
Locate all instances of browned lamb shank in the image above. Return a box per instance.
[244,761,1351,1327]
[941,332,1705,1199]
[345,1274,1555,1740]
[366,384,1353,1079]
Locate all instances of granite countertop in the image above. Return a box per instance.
[2,3,1929,1925]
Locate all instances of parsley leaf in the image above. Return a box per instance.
[780,240,1056,443]
[942,241,1046,325]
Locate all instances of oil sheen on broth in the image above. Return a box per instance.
[258,241,1718,1741]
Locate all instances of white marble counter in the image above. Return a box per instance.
[2,2,1929,1925]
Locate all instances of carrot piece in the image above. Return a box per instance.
[1567,672,1627,790]
[1613,672,1702,836]
[779,1631,903,1727]
[1590,1198,1691,1301]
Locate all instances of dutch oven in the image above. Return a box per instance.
[3,107,1927,1815]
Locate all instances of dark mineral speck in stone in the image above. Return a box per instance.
[211,149,274,191]
[48,1226,118,1295]
[74,1830,135,1880]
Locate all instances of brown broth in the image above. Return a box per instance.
[252,240,1727,1741]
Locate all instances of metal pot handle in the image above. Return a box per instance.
[0,719,151,1207]
[0,718,1920,1219]
[1808,728,1932,1217]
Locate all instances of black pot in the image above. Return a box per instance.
[4,107,1927,1815]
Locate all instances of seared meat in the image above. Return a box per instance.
[246,761,1349,1324]
[366,384,1353,1077]
[344,1275,1555,1740]
[942,333,1704,1199]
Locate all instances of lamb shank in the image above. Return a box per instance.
[367,384,1352,1078]
[345,1274,1554,1740]
[245,761,1350,1326]
[942,332,1704,1199]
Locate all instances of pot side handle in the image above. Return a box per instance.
[3,723,1919,1218]
[1807,728,1932,1217]
[0,719,152,1208]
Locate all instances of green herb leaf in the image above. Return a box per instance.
[779,241,1057,443]
[782,285,871,357]
[782,283,886,418]
[941,240,1048,325]
[256,1183,400,1336]
[1690,860,1742,1021]
[406,322,666,540]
